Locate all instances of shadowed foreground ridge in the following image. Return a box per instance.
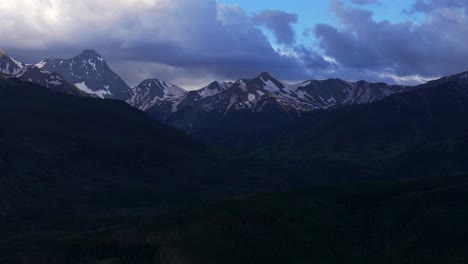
[0,78,284,222]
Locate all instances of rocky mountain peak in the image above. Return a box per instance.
[258,72,275,81]
[79,49,102,58]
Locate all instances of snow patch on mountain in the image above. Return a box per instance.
[75,81,111,98]
[35,60,47,69]
[0,52,26,76]
[126,79,187,111]
[198,81,233,97]
[39,50,129,100]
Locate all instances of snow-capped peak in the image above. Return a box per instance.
[252,72,290,93]
[38,49,130,100]
[258,72,276,81]
[126,78,187,111]
[0,50,26,76]
[197,81,233,97]
[79,49,103,59]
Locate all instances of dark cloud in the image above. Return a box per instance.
[252,10,298,46]
[314,0,468,80]
[0,0,326,87]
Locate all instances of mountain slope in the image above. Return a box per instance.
[37,49,130,99]
[0,50,25,76]
[252,81,468,178]
[418,70,468,89]
[17,67,88,96]
[291,78,406,109]
[0,78,285,223]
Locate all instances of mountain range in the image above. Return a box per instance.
[16,49,410,112]
[0,50,413,108]
[0,49,442,137]
[2,48,468,149]
[1,49,464,109]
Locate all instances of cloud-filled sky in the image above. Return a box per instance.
[1,0,467,88]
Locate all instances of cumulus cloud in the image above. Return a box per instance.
[0,0,326,87]
[252,10,298,46]
[314,0,468,81]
